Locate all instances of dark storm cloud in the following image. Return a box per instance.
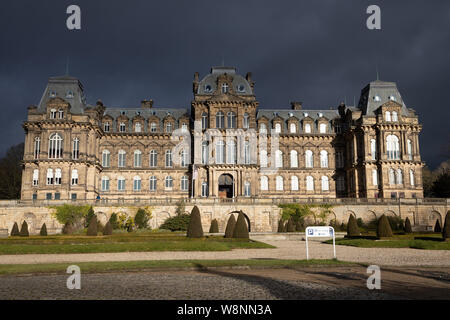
[0,0,449,167]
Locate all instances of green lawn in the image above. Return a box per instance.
[0,233,274,254]
[0,259,353,275]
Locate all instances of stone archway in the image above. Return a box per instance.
[23,212,37,234]
[427,211,442,228]
[219,174,234,198]
[229,210,251,232]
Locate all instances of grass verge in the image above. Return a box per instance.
[0,259,353,275]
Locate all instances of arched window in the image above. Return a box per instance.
[149,150,157,167]
[305,150,313,168]
[102,150,110,167]
[275,150,283,168]
[244,141,251,164]
[276,176,284,191]
[319,123,327,133]
[135,122,142,133]
[117,176,125,191]
[71,169,78,186]
[304,123,311,133]
[396,169,403,185]
[48,133,63,159]
[101,176,110,191]
[385,111,391,122]
[290,150,298,168]
[321,176,329,191]
[181,176,189,191]
[392,111,398,122]
[306,176,314,191]
[370,139,377,160]
[149,176,157,191]
[133,176,141,191]
[372,169,378,186]
[34,137,40,159]
[259,123,267,133]
[50,109,57,119]
[227,112,236,128]
[180,149,188,167]
[410,169,415,186]
[58,109,64,119]
[216,140,225,164]
[260,176,268,191]
[291,176,299,191]
[46,168,54,185]
[72,138,80,160]
[216,111,224,129]
[118,150,126,167]
[201,112,208,130]
[386,135,400,160]
[165,176,173,190]
[260,150,268,167]
[32,169,39,186]
[389,168,395,185]
[243,113,249,129]
[244,182,251,197]
[320,150,328,168]
[407,139,412,160]
[226,140,236,164]
[274,123,281,133]
[201,141,209,164]
[290,123,296,133]
[134,150,142,167]
[165,150,173,167]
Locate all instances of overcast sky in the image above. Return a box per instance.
[0,0,449,168]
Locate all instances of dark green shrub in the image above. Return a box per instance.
[109,213,119,229]
[62,222,74,235]
[87,216,98,236]
[84,206,95,228]
[209,219,219,233]
[443,211,450,240]
[19,221,29,237]
[135,208,151,229]
[286,217,296,232]
[40,223,47,236]
[434,219,441,233]
[346,215,360,237]
[160,214,190,231]
[103,221,113,235]
[224,215,236,238]
[295,219,305,232]
[386,216,404,232]
[356,218,364,228]
[340,222,345,232]
[187,206,203,238]
[404,217,412,233]
[232,211,249,239]
[10,222,19,236]
[377,214,393,238]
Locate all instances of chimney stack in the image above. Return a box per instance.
[290,101,302,110]
[141,99,153,109]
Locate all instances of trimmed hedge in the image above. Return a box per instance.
[443,211,450,240]
[377,214,393,238]
[434,219,441,233]
[86,216,98,236]
[10,222,20,236]
[19,221,29,237]
[103,221,113,235]
[160,214,190,231]
[404,217,412,233]
[209,219,219,233]
[40,223,48,236]
[232,211,249,239]
[346,215,360,237]
[187,206,203,238]
[224,214,236,238]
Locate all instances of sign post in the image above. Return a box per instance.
[305,226,336,260]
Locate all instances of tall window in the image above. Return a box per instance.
[370,139,377,160]
[260,150,268,167]
[226,140,236,164]
[276,176,284,191]
[392,111,398,122]
[243,113,249,129]
[407,139,412,160]
[410,169,415,186]
[216,111,224,129]
[50,109,57,119]
[165,150,173,167]
[260,176,268,191]
[48,133,63,159]
[304,123,311,133]
[202,141,208,165]
[321,176,329,191]
[336,151,344,168]
[101,176,110,191]
[386,135,400,160]
[180,149,188,167]
[290,123,296,133]
[102,150,110,167]
[133,176,141,191]
[32,169,39,186]
[320,150,328,168]
[71,169,78,186]
[135,123,142,133]
[319,123,327,133]
[134,150,142,167]
[201,182,208,197]
[149,176,157,191]
[216,140,225,164]
[117,177,125,191]
[202,112,208,130]
[244,182,251,197]
[275,150,283,168]
[372,169,378,186]
[396,169,403,185]
[290,150,298,168]
[34,137,40,159]
[149,150,157,167]
[336,176,345,192]
[46,169,54,185]
[227,112,236,128]
[165,176,173,190]
[181,176,189,191]
[291,176,299,191]
[118,150,126,167]
[58,109,64,119]
[389,168,395,185]
[72,138,79,160]
[244,141,250,164]
[54,168,62,185]
[385,111,391,122]
[306,176,314,191]
[274,123,281,133]
[305,150,313,168]
[259,123,267,133]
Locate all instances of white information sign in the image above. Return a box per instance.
[305,226,336,260]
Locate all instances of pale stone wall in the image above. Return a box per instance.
[0,200,447,235]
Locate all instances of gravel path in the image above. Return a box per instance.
[1,240,449,266]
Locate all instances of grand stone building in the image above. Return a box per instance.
[20,67,424,202]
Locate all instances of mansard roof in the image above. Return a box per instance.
[103,107,189,121]
[256,109,339,121]
[196,66,253,96]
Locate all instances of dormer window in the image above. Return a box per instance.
[304,123,311,133]
[58,109,64,119]
[205,84,212,93]
[373,95,381,102]
[237,84,245,92]
[66,91,74,98]
[50,109,57,119]
[166,122,173,133]
[274,123,281,133]
[135,122,142,133]
[49,91,56,98]
[389,96,396,101]
[221,83,228,93]
[150,122,157,132]
[121,111,126,116]
[104,122,110,132]
[119,122,126,132]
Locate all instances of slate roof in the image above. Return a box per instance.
[358,80,409,116]
[197,66,253,96]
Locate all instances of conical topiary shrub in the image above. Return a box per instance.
[86,216,98,236]
[40,223,48,236]
[443,211,450,241]
[346,215,359,237]
[187,206,203,238]
[434,219,441,233]
[224,214,236,238]
[404,217,412,233]
[277,219,284,232]
[10,222,20,236]
[209,219,219,233]
[377,214,393,238]
[232,211,249,239]
[19,221,29,237]
[103,221,113,235]
[286,217,296,232]
[340,222,345,232]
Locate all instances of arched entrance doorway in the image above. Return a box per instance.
[229,211,251,232]
[218,174,234,198]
